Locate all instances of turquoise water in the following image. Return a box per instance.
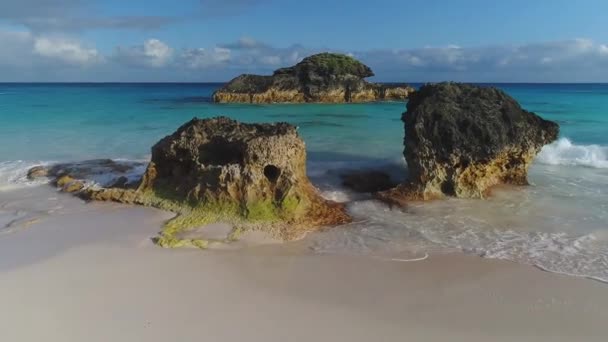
[0,83,606,163]
[1,83,607,282]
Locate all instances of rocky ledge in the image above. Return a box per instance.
[378,82,559,204]
[212,53,414,103]
[30,117,350,248]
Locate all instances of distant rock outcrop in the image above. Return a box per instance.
[31,117,350,247]
[378,83,560,203]
[212,53,414,103]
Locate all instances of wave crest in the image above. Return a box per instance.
[537,138,608,168]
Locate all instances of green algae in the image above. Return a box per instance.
[227,226,246,242]
[135,187,305,250]
[245,200,281,222]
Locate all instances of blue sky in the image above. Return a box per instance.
[1,0,607,82]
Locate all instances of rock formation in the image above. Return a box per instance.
[30,117,350,247]
[27,159,144,192]
[378,82,559,204]
[213,53,414,103]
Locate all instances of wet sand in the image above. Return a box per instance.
[0,186,607,341]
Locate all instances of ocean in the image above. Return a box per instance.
[0,83,607,281]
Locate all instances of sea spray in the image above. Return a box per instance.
[537,138,608,168]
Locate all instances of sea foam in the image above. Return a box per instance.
[0,159,147,191]
[309,198,608,283]
[537,138,608,168]
[0,160,52,190]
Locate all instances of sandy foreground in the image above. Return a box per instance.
[0,187,607,342]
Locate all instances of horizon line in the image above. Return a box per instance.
[1,81,608,85]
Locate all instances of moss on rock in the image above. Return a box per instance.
[36,117,351,249]
[213,52,414,103]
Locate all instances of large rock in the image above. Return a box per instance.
[213,53,414,103]
[139,117,350,233]
[33,117,350,246]
[379,83,559,203]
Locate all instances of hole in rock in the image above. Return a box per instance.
[441,180,456,196]
[264,165,281,183]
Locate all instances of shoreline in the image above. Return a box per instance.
[0,186,607,341]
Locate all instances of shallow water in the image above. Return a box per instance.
[0,82,607,282]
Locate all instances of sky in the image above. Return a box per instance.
[1,0,607,82]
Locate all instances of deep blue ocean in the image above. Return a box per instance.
[0,83,607,282]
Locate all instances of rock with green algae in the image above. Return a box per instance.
[31,117,351,248]
[212,52,415,103]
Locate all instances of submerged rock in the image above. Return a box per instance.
[27,159,145,188]
[56,175,85,193]
[33,117,351,247]
[379,83,559,203]
[213,53,414,103]
[26,166,48,180]
[340,170,396,193]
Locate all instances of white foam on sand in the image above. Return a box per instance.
[0,160,53,190]
[2,149,607,285]
[0,159,148,191]
[307,161,608,284]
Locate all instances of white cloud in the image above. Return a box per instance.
[2,29,608,82]
[0,28,101,68]
[114,39,173,67]
[142,39,173,67]
[360,39,608,76]
[33,37,101,65]
[181,47,231,69]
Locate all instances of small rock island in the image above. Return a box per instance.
[379,82,560,203]
[212,53,414,103]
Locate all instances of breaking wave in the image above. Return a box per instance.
[537,138,608,168]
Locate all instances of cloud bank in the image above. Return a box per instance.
[0,1,175,32]
[0,0,272,32]
[0,29,607,82]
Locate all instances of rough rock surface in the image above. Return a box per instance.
[213,53,414,103]
[378,83,559,203]
[140,117,350,232]
[32,117,350,246]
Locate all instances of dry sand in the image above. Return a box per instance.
[0,186,607,341]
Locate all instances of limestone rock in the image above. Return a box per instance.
[213,53,414,103]
[379,82,559,202]
[139,116,350,238]
[56,175,85,193]
[27,159,145,195]
[35,117,351,245]
[27,166,48,180]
